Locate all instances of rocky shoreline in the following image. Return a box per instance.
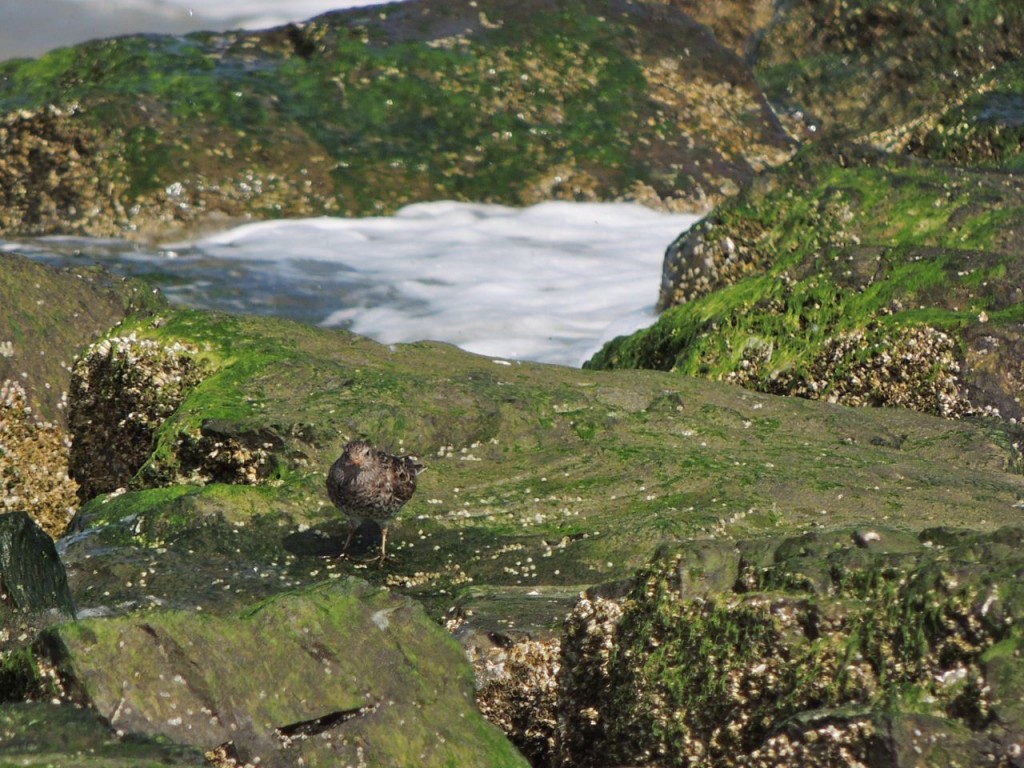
[3,0,1024,766]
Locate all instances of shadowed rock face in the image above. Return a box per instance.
[0,511,74,621]
[0,0,795,239]
[0,702,208,767]
[68,332,207,500]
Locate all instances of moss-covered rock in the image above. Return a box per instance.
[3,297,1023,763]
[53,307,1024,622]
[4,578,525,768]
[558,526,1024,767]
[587,143,1024,420]
[0,0,794,239]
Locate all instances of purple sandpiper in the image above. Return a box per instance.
[326,440,423,565]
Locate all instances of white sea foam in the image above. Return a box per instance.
[176,201,700,367]
[0,0,406,61]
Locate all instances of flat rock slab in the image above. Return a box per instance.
[30,578,526,768]
[61,309,1024,634]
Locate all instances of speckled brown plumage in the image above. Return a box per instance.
[326,440,422,564]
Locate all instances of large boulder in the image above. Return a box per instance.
[4,302,1024,763]
[6,578,526,768]
[55,308,1024,619]
[0,0,795,239]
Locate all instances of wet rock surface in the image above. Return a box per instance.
[0,511,74,621]
[1,302,1019,765]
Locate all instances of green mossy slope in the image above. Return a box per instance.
[587,144,1024,420]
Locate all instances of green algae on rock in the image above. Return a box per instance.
[7,300,1024,765]
[557,526,1024,767]
[0,0,794,239]
[58,308,1024,622]
[586,143,1024,421]
[4,578,526,768]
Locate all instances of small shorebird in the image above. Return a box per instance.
[326,440,423,565]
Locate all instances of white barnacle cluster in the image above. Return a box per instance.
[0,378,27,410]
[743,717,876,766]
[69,330,208,498]
[180,433,273,486]
[727,323,972,417]
[474,637,562,762]
[75,332,204,418]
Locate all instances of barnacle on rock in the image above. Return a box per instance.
[0,379,78,537]
[476,638,561,767]
[68,333,206,500]
[555,531,1024,767]
[726,323,971,417]
[557,594,625,767]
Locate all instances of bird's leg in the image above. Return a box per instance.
[377,526,389,566]
[341,525,355,556]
